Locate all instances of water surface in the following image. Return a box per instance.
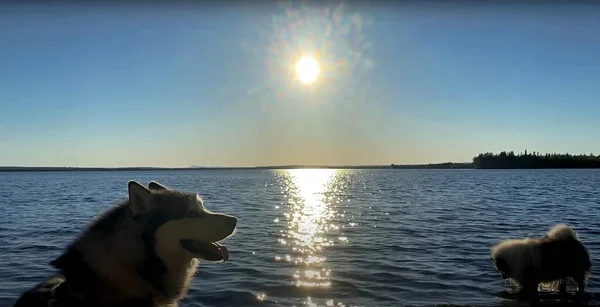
[2,169,600,307]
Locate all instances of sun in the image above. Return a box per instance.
[295,56,320,84]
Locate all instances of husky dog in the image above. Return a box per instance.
[13,180,238,307]
[490,224,591,295]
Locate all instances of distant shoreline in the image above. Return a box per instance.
[4,151,600,172]
[0,163,473,172]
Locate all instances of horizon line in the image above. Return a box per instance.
[0,162,473,171]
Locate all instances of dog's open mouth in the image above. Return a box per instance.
[180,239,229,262]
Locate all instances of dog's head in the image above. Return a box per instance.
[490,239,529,281]
[490,256,511,279]
[48,180,238,304]
[490,237,541,284]
[129,180,237,262]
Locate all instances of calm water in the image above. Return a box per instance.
[2,169,600,307]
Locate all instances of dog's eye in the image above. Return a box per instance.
[496,258,509,272]
[187,210,203,219]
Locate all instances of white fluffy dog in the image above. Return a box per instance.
[490,224,591,294]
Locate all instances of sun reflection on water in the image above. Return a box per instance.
[271,169,351,306]
[286,169,337,258]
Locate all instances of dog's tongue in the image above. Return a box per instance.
[216,243,229,262]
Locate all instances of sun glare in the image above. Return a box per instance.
[295,56,320,84]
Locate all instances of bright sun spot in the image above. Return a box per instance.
[295,56,320,84]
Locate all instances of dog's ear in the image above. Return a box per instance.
[148,181,168,191]
[128,180,154,216]
[495,257,509,272]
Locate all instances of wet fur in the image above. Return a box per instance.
[490,224,591,295]
[13,181,237,307]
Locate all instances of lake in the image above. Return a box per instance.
[1,169,600,307]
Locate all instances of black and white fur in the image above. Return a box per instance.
[13,180,238,307]
[490,224,591,295]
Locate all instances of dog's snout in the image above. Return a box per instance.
[227,216,238,230]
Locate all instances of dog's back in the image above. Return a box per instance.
[545,224,579,241]
[539,231,591,282]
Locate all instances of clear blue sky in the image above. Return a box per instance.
[1,3,600,167]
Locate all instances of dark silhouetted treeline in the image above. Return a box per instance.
[390,162,473,169]
[473,151,600,169]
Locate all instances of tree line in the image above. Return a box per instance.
[472,150,600,169]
